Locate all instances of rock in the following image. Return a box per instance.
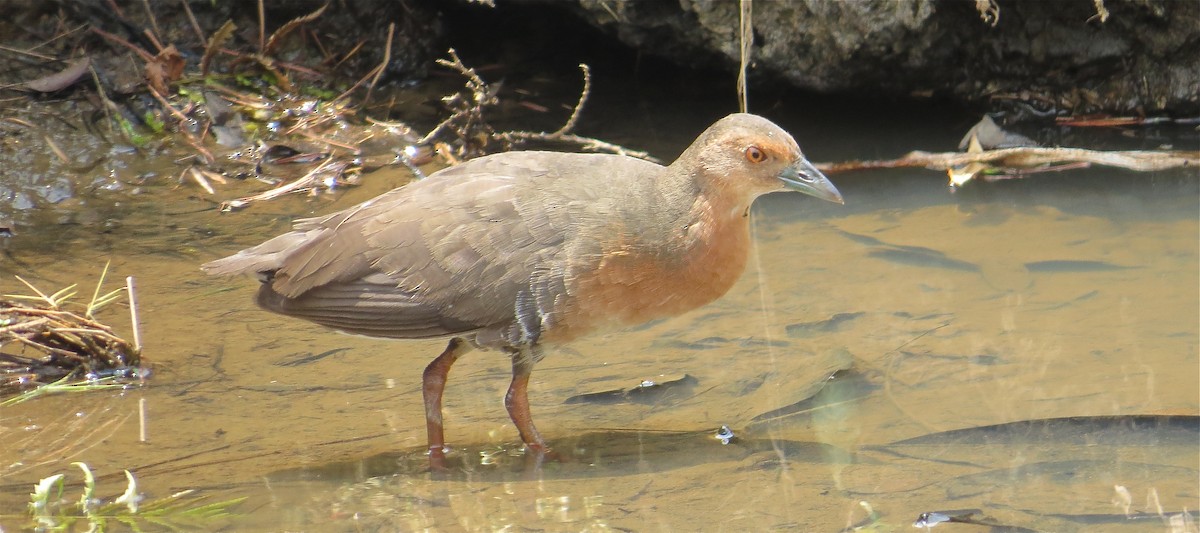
[558,0,1198,115]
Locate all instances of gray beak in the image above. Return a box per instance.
[779,157,843,204]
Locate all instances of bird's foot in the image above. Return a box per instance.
[522,442,562,467]
[427,444,452,472]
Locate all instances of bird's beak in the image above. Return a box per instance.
[779,158,844,204]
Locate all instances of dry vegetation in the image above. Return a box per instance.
[1,267,140,396]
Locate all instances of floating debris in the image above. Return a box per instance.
[714,425,736,445]
[1,265,142,397]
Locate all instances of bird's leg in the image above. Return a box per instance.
[504,349,548,453]
[422,337,471,458]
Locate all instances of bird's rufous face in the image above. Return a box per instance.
[710,130,843,205]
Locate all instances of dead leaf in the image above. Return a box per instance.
[958,115,1036,150]
[949,133,989,187]
[202,21,237,76]
[264,3,328,55]
[25,57,91,92]
[146,45,184,94]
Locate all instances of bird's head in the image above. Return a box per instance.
[679,113,843,205]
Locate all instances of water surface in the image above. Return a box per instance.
[1,95,1196,532]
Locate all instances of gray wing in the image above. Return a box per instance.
[203,152,662,345]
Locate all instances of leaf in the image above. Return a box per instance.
[948,133,988,187]
[11,276,76,307]
[113,470,142,514]
[145,45,184,95]
[72,462,96,516]
[264,3,328,55]
[29,473,64,513]
[86,260,113,318]
[25,57,91,92]
[202,20,237,76]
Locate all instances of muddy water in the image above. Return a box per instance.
[1,106,1197,532]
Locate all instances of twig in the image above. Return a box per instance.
[147,86,189,123]
[435,49,486,91]
[87,64,117,138]
[42,135,70,164]
[551,64,589,136]
[184,167,215,194]
[126,276,141,354]
[254,56,293,92]
[882,322,954,434]
[180,0,207,44]
[140,0,163,42]
[818,147,1199,174]
[3,273,139,391]
[14,275,58,305]
[148,86,214,164]
[139,397,148,442]
[414,48,501,155]
[362,23,394,107]
[142,29,165,54]
[12,335,79,359]
[497,131,657,161]
[87,260,112,318]
[50,328,130,345]
[0,317,49,335]
[29,23,89,54]
[291,129,361,153]
[257,0,266,54]
[103,0,124,17]
[418,109,468,146]
[334,32,388,103]
[0,44,56,61]
[90,27,154,62]
[332,40,366,70]
[737,0,752,113]
[491,64,657,162]
[310,29,332,60]
[220,159,348,211]
[2,307,82,322]
[217,48,323,77]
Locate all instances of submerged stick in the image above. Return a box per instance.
[126,276,141,354]
[139,397,148,442]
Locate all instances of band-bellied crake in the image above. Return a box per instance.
[202,113,843,458]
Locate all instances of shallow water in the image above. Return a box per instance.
[1,92,1196,532]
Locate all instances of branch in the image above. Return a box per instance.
[818,147,1199,174]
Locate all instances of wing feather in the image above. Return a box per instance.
[203,151,667,345]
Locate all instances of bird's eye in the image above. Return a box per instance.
[744,146,766,163]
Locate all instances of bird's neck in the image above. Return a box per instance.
[682,188,753,262]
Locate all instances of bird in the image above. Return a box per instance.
[201,112,843,459]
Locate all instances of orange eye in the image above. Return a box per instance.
[745,146,766,163]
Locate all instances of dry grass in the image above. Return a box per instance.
[0,264,141,395]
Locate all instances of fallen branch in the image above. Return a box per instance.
[818,147,1199,174]
[493,63,657,162]
[498,131,657,161]
[219,159,351,211]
